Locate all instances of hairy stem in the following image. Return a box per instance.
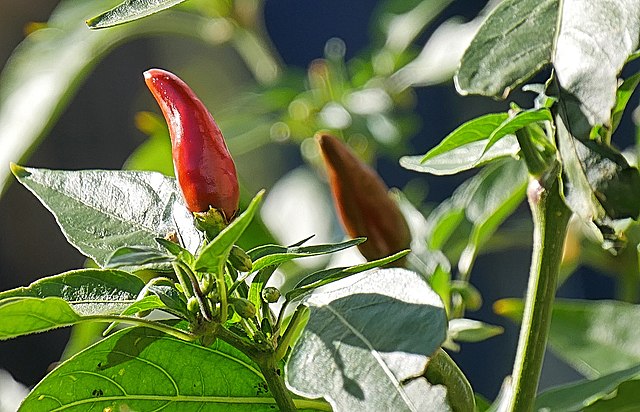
[507,175,571,411]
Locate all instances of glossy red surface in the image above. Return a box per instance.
[144,69,239,219]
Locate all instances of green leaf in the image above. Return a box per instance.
[11,166,202,266]
[419,159,527,276]
[105,245,174,271]
[483,108,552,155]
[87,0,188,29]
[0,268,144,316]
[585,379,640,411]
[194,191,264,273]
[455,159,528,275]
[287,250,411,301]
[413,113,507,162]
[457,0,640,128]
[146,279,189,318]
[400,112,524,175]
[535,364,640,412]
[20,327,327,411]
[286,268,450,411]
[456,0,558,98]
[424,349,476,412]
[447,318,503,344]
[495,298,640,378]
[0,0,218,195]
[0,297,80,340]
[611,71,640,133]
[556,114,640,222]
[120,295,167,317]
[248,238,365,272]
[400,137,520,176]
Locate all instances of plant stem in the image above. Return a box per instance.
[257,355,298,412]
[84,316,198,342]
[216,326,298,411]
[507,175,571,412]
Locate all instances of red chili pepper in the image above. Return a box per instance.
[317,133,410,262]
[144,68,239,219]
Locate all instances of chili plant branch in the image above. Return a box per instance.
[215,325,298,411]
[507,170,571,412]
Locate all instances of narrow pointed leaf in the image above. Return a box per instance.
[87,0,188,29]
[248,238,365,272]
[286,268,450,411]
[194,191,264,273]
[287,250,411,301]
[11,166,201,266]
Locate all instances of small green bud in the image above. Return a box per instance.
[207,289,220,303]
[261,286,281,303]
[229,245,253,272]
[231,298,257,319]
[187,296,200,314]
[450,281,482,311]
[200,273,214,296]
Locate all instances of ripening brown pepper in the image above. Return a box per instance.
[316,133,411,262]
[144,68,239,220]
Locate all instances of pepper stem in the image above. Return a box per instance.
[507,174,571,411]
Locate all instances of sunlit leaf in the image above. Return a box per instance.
[286,268,450,411]
[20,327,328,411]
[87,0,188,29]
[0,268,144,316]
[11,166,201,266]
[457,0,640,128]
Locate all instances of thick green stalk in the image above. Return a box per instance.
[507,175,571,411]
[256,355,298,412]
[216,326,297,411]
